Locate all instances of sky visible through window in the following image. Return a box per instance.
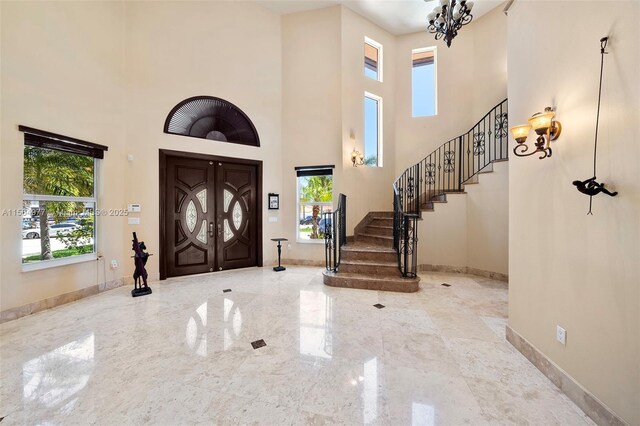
[364,96,379,166]
[365,67,377,79]
[412,62,436,117]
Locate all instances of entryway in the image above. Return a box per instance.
[159,150,262,279]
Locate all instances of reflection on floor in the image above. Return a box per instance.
[0,267,593,425]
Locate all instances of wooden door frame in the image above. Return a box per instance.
[159,149,263,280]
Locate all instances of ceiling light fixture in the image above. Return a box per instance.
[426,0,474,48]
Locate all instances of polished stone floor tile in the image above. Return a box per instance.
[0,267,593,425]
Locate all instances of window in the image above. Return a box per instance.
[20,126,107,267]
[364,37,383,82]
[364,92,383,167]
[412,47,437,117]
[296,166,334,242]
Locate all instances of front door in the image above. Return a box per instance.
[162,153,260,278]
[216,162,258,270]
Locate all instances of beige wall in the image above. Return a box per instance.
[466,161,508,275]
[401,7,508,274]
[280,6,342,262]
[0,1,127,311]
[419,161,508,276]
[280,6,399,263]
[419,194,468,268]
[394,6,507,173]
[507,2,640,424]
[124,0,284,274]
[340,7,397,231]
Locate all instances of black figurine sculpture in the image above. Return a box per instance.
[573,37,618,215]
[131,232,152,297]
[572,177,617,198]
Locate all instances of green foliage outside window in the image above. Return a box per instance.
[23,146,94,261]
[299,176,333,239]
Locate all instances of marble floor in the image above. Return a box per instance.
[0,267,593,425]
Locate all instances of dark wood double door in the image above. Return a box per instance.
[160,151,261,279]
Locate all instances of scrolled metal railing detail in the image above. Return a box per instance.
[323,193,346,272]
[392,98,508,278]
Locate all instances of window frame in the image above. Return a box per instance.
[21,150,99,272]
[295,170,334,244]
[364,36,383,83]
[411,46,438,118]
[364,91,384,167]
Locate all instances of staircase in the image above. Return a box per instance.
[322,98,509,293]
[323,212,420,292]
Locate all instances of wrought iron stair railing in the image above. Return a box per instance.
[323,193,346,272]
[393,98,509,277]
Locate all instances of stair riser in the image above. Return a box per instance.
[323,272,419,293]
[356,235,394,248]
[339,263,399,276]
[341,250,397,263]
[363,226,394,237]
[370,218,393,227]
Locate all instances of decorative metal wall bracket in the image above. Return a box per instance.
[510,107,562,160]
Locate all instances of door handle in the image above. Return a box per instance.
[217,222,222,235]
[209,222,215,238]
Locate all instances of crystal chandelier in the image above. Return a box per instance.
[426,0,474,47]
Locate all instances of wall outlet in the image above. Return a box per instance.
[110,260,118,269]
[128,217,140,225]
[556,325,566,345]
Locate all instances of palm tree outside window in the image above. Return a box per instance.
[20,127,106,266]
[296,167,333,241]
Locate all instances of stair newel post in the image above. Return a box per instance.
[333,211,337,271]
[457,135,463,191]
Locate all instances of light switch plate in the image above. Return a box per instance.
[128,204,141,212]
[128,217,140,225]
[268,216,278,223]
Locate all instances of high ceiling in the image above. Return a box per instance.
[255,0,505,35]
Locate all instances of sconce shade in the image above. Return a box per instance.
[528,110,555,134]
[510,124,532,142]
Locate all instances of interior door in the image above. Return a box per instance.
[165,156,215,277]
[216,162,258,270]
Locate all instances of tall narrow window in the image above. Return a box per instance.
[20,126,107,268]
[296,166,334,242]
[412,47,437,117]
[364,92,383,167]
[364,37,383,82]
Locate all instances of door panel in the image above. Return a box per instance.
[162,154,259,278]
[216,163,257,270]
[165,157,215,277]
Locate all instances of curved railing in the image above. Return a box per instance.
[393,98,508,277]
[323,193,346,272]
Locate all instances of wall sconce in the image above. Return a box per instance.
[351,149,364,167]
[510,107,562,159]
